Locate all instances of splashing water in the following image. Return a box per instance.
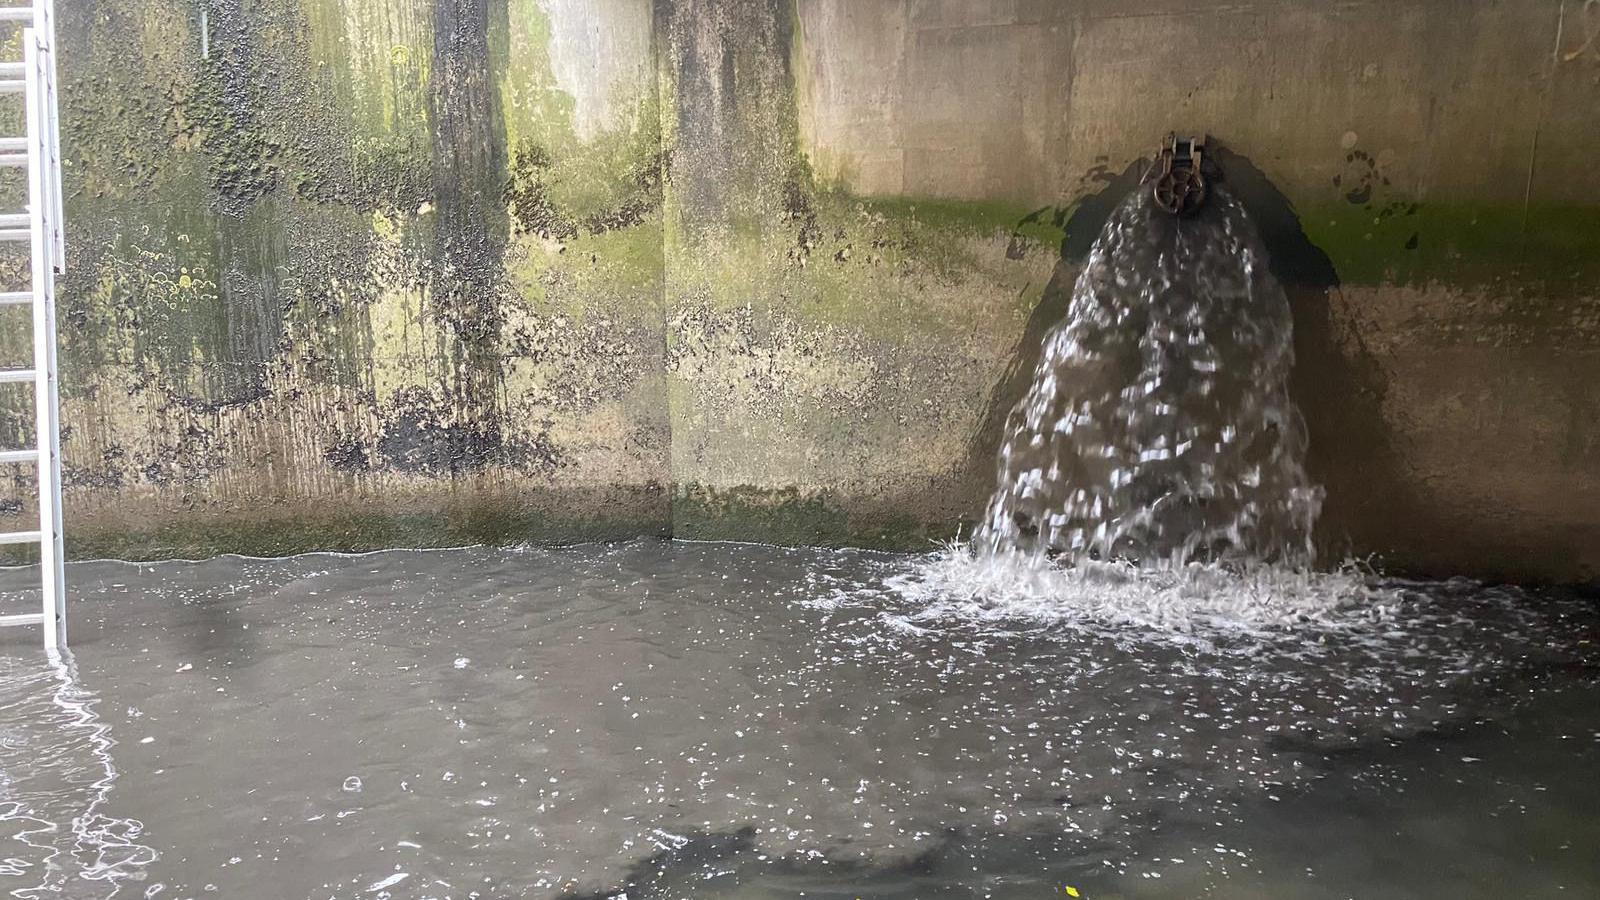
[909,183,1370,632]
[0,653,157,896]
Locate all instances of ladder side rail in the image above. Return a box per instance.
[25,29,65,650]
[36,0,61,268]
[45,47,60,268]
[42,2,66,643]
[40,198,63,647]
[37,26,64,647]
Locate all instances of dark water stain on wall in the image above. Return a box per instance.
[0,0,676,559]
[658,0,799,238]
[421,0,512,474]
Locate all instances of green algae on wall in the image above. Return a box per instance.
[671,482,936,549]
[1299,203,1600,292]
[657,0,1063,546]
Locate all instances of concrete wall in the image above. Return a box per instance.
[786,0,1600,582]
[3,0,1596,582]
[6,0,671,557]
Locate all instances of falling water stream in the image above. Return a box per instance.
[898,184,1373,635]
[980,184,1320,567]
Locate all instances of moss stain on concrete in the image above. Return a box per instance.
[0,0,673,559]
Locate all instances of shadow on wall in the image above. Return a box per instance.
[1212,146,1417,567]
[963,145,1412,567]
[958,160,1144,524]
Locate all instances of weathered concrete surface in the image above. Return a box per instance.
[659,0,1064,548]
[3,0,1596,583]
[2,0,671,558]
[770,0,1600,582]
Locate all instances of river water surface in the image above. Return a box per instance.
[1,541,1596,899]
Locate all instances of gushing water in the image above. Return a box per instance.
[896,184,1363,633]
[981,184,1321,567]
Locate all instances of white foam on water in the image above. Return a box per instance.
[886,542,1396,644]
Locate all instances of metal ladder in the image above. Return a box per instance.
[0,0,66,651]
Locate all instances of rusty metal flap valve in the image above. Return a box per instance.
[1150,133,1210,217]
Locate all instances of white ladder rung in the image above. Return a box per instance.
[0,10,34,24]
[0,153,27,167]
[0,612,44,627]
[0,79,22,94]
[0,529,41,544]
[0,368,36,383]
[0,137,21,152]
[0,63,20,80]
[0,213,27,228]
[0,291,30,305]
[0,227,30,240]
[0,448,34,463]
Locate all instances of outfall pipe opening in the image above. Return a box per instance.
[1149,133,1212,216]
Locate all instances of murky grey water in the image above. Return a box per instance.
[0,541,1595,899]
